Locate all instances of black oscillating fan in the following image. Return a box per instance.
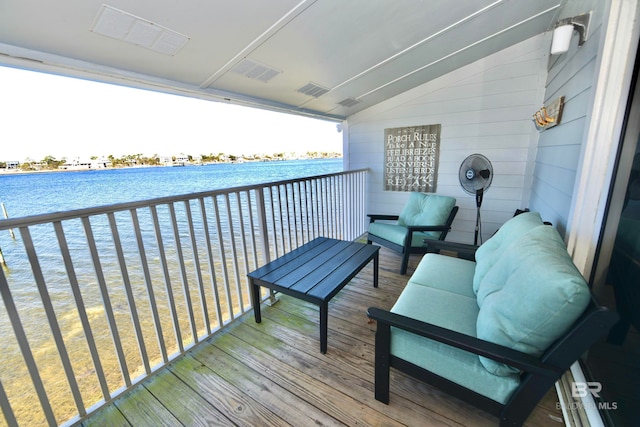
[459,154,493,245]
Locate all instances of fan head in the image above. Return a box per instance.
[459,154,493,195]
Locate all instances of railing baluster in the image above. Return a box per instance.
[169,203,198,345]
[235,192,250,276]
[300,180,307,243]
[283,184,292,250]
[212,195,234,322]
[275,186,285,255]
[198,197,224,329]
[274,186,282,251]
[266,186,279,259]
[184,200,210,337]
[293,181,301,246]
[255,187,279,306]
[82,217,132,388]
[254,188,271,270]
[54,221,111,401]
[344,174,351,239]
[246,190,259,270]
[0,236,57,426]
[321,177,329,237]
[107,212,151,376]
[313,178,321,236]
[0,379,18,427]
[224,193,243,314]
[21,226,86,415]
[331,175,338,238]
[130,209,169,364]
[150,205,184,353]
[303,180,311,243]
[234,192,251,308]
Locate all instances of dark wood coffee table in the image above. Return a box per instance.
[248,237,379,353]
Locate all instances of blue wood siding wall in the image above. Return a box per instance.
[529,0,604,236]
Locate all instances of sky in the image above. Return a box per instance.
[0,66,344,161]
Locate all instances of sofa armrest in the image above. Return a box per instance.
[421,239,478,259]
[367,214,399,223]
[367,307,561,378]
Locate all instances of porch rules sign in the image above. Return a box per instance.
[384,124,440,192]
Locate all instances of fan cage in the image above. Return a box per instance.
[458,154,493,195]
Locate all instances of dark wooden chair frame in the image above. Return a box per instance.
[367,240,619,427]
[366,206,458,275]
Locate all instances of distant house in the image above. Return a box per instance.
[5,160,19,169]
[159,156,173,166]
[174,154,190,166]
[59,157,109,170]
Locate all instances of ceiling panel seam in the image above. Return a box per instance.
[295,0,505,111]
[200,0,317,89]
[356,4,561,102]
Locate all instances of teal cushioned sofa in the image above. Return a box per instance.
[367,212,618,427]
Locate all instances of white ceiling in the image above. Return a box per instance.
[0,0,564,121]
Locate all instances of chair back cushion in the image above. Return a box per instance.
[397,193,456,229]
[475,224,591,375]
[473,212,544,295]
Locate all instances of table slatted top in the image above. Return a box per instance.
[248,237,379,304]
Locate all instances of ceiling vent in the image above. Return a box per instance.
[297,82,330,98]
[337,97,362,108]
[231,59,282,83]
[91,5,189,56]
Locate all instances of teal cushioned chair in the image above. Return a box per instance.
[367,193,458,274]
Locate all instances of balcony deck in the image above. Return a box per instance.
[82,246,564,427]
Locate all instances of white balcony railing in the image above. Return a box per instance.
[0,169,367,426]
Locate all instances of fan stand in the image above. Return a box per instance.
[459,154,493,246]
[474,189,484,246]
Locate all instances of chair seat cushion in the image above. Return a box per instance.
[409,254,476,298]
[476,224,591,375]
[390,284,520,404]
[368,222,440,246]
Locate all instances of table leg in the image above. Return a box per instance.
[250,281,262,323]
[320,302,328,354]
[373,251,379,288]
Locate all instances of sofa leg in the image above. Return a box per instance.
[374,323,391,404]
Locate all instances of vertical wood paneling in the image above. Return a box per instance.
[346,35,548,243]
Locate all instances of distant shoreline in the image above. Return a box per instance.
[0,156,343,176]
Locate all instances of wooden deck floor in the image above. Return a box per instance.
[82,246,565,427]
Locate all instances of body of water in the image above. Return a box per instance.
[0,158,343,217]
[0,158,343,426]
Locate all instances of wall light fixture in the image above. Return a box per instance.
[551,12,591,55]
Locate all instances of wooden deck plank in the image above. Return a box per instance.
[142,366,234,426]
[168,354,289,427]
[81,401,130,427]
[186,339,342,427]
[229,313,459,427]
[81,246,565,427]
[112,385,180,427]
[213,323,405,427]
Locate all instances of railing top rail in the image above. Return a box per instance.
[0,168,367,230]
